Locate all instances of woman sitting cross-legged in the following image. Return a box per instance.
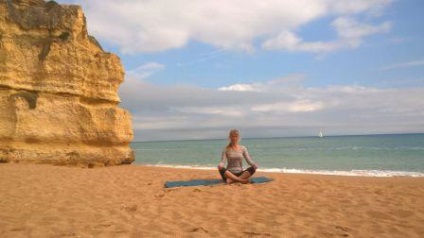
[218,129,258,184]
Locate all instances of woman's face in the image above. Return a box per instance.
[229,133,239,144]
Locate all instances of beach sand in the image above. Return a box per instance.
[0,164,423,237]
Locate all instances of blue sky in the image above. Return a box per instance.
[58,0,424,141]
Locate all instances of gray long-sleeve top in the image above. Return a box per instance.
[219,145,255,173]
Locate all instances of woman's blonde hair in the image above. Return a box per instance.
[226,129,240,149]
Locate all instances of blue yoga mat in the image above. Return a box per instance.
[164,176,273,188]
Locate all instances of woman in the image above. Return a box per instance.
[218,129,258,184]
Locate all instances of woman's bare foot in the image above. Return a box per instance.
[240,178,250,184]
[227,178,250,184]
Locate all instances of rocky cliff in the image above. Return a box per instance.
[0,0,134,166]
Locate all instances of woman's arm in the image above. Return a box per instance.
[242,146,258,169]
[218,149,227,169]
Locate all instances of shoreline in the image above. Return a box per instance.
[1,163,423,237]
[140,163,424,177]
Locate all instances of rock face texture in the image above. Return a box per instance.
[0,0,134,166]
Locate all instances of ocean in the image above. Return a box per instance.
[131,134,424,177]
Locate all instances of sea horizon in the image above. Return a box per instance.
[132,132,424,143]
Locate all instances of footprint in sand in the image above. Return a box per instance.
[191,227,208,233]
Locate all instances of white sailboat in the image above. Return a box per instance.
[318,130,324,138]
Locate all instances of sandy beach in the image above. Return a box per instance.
[0,164,423,237]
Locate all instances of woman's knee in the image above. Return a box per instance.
[246,166,256,175]
[218,167,227,181]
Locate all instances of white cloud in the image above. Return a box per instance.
[177,106,245,117]
[127,62,165,80]
[218,83,262,92]
[252,100,325,113]
[262,17,391,52]
[60,0,392,53]
[333,17,390,39]
[119,77,424,141]
[262,31,342,52]
[136,62,165,71]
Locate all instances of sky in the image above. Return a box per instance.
[57,0,424,141]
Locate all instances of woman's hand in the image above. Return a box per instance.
[253,164,258,170]
[217,162,225,170]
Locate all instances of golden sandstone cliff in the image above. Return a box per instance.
[0,0,134,166]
